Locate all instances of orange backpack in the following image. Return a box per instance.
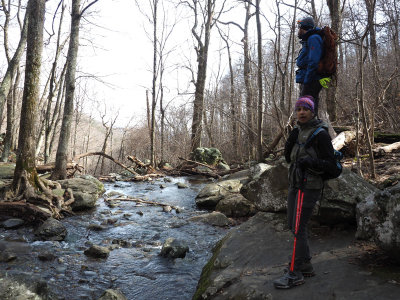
[316,26,339,77]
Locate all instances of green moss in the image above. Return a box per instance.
[192,235,229,300]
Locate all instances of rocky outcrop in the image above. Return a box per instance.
[58,175,105,211]
[193,212,400,300]
[215,194,256,218]
[241,162,289,212]
[160,237,189,259]
[241,162,377,225]
[34,218,67,241]
[356,183,400,261]
[318,168,378,224]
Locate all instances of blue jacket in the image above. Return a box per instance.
[296,28,323,84]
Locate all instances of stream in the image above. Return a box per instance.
[0,176,228,300]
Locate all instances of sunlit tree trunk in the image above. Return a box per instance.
[52,0,98,179]
[12,0,46,193]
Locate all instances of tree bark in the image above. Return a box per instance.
[255,0,263,161]
[12,0,46,193]
[1,67,20,162]
[326,0,343,121]
[0,6,28,123]
[52,0,96,179]
[190,0,216,152]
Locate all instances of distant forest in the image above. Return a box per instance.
[0,0,399,180]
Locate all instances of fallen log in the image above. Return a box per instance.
[0,201,51,224]
[332,130,356,151]
[108,197,179,210]
[373,142,400,157]
[178,156,217,170]
[126,155,157,173]
[37,162,79,173]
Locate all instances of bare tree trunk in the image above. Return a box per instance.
[12,0,46,193]
[243,1,255,159]
[189,0,225,152]
[1,67,20,162]
[255,0,263,161]
[150,0,158,167]
[52,0,98,180]
[359,34,376,178]
[0,4,28,123]
[326,0,343,121]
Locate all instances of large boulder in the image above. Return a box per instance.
[58,175,105,211]
[189,212,231,227]
[191,147,223,166]
[317,168,378,224]
[356,183,400,261]
[215,194,256,218]
[241,162,377,225]
[241,162,289,212]
[195,180,243,209]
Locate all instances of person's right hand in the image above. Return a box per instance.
[319,77,331,88]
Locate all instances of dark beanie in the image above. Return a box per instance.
[298,17,315,30]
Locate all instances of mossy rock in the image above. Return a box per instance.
[0,162,15,179]
[191,147,223,166]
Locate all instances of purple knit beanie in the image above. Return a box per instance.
[295,95,315,113]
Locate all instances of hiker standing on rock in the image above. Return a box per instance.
[296,17,327,117]
[273,96,337,289]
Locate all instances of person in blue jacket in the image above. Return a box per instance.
[296,17,323,117]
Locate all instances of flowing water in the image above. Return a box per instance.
[0,176,228,300]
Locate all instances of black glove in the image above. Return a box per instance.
[298,157,316,170]
[287,127,299,144]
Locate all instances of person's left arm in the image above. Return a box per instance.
[304,35,323,84]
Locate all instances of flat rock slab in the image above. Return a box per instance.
[194,212,400,299]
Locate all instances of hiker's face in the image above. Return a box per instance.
[297,27,307,38]
[296,106,313,124]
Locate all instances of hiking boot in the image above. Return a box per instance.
[273,271,305,289]
[284,261,315,277]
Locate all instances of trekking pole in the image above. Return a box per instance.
[290,175,306,273]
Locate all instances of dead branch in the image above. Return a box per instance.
[107,197,179,210]
[74,152,138,176]
[126,155,158,174]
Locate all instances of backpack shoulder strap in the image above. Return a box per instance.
[305,127,325,147]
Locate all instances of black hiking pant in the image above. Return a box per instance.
[287,187,321,269]
[300,81,322,117]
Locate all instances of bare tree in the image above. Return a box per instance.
[255,0,263,160]
[181,0,227,153]
[51,0,99,180]
[12,0,46,193]
[0,1,28,124]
